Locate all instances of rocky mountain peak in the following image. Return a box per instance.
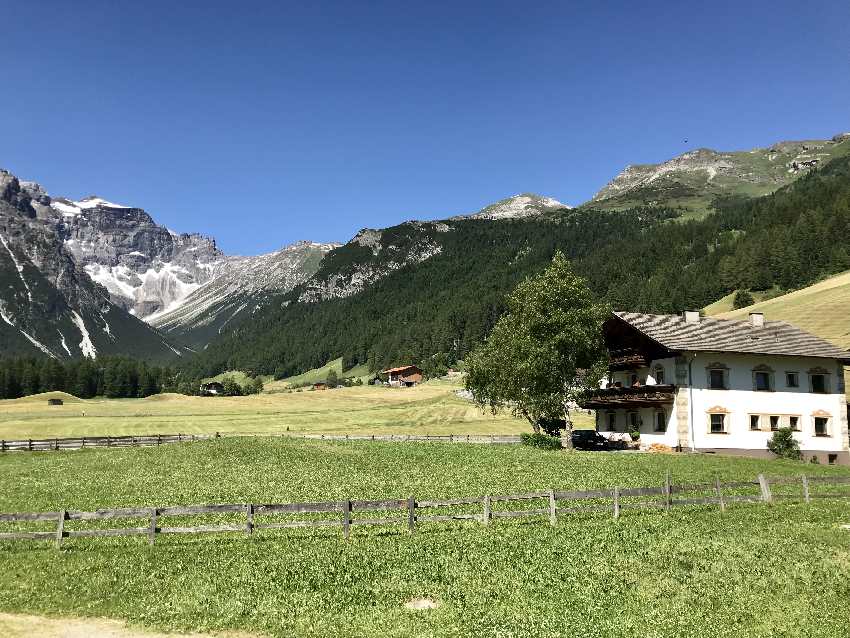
[461,193,570,220]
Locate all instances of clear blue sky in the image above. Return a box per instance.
[3,1,848,254]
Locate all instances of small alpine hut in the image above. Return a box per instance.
[381,365,423,387]
[199,381,225,396]
[313,381,328,391]
[47,398,64,406]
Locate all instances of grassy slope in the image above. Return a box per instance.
[712,270,850,348]
[1,439,849,637]
[0,381,563,439]
[264,357,372,391]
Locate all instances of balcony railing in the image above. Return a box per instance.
[580,384,677,409]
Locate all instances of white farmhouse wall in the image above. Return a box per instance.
[596,353,848,460]
[687,352,847,455]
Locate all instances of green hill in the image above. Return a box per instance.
[712,271,850,349]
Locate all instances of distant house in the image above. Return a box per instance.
[200,381,224,396]
[47,398,64,406]
[381,365,423,387]
[581,311,850,464]
[313,381,328,391]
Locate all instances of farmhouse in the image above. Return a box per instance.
[582,311,850,464]
[313,381,328,391]
[381,365,423,387]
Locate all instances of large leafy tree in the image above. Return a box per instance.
[465,252,608,447]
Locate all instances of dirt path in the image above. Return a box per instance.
[0,613,259,638]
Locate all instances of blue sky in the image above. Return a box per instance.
[2,1,848,254]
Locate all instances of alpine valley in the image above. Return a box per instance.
[2,131,849,376]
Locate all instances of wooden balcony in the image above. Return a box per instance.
[580,384,677,409]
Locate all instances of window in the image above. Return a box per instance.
[653,365,665,385]
[828,454,838,465]
[769,415,780,431]
[749,414,761,431]
[785,372,799,388]
[654,411,666,432]
[628,412,640,429]
[789,416,800,431]
[710,413,726,433]
[709,369,726,390]
[754,371,772,392]
[606,412,616,432]
[810,373,828,394]
[814,417,829,437]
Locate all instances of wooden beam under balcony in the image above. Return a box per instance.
[580,384,676,409]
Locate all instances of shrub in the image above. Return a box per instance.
[768,427,801,460]
[630,430,641,441]
[732,289,755,309]
[537,417,566,436]
[520,432,563,450]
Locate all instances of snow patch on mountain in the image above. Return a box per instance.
[0,234,33,302]
[70,310,97,359]
[0,301,55,358]
[57,330,72,357]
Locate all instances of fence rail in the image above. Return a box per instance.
[2,473,849,548]
[0,432,522,452]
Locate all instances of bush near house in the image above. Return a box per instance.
[520,432,563,450]
[768,427,802,460]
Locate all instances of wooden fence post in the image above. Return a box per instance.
[801,474,810,504]
[407,495,416,533]
[53,439,58,451]
[246,504,254,534]
[342,500,352,540]
[1,440,5,452]
[714,476,725,512]
[664,471,672,511]
[55,510,66,549]
[148,508,158,546]
[28,439,32,451]
[548,488,557,526]
[613,486,620,519]
[157,434,161,446]
[758,474,772,504]
[106,436,111,448]
[81,436,85,448]
[482,495,491,526]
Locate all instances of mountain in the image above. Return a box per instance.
[0,170,186,360]
[0,167,335,356]
[52,196,223,318]
[590,133,850,215]
[182,149,850,381]
[150,240,337,348]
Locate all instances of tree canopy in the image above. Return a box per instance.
[464,253,608,446]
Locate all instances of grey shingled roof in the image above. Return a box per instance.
[614,312,850,361]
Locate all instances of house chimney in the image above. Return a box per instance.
[683,310,700,324]
[749,312,764,328]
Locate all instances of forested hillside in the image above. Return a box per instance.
[181,152,850,380]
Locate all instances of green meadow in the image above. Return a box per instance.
[1,438,850,637]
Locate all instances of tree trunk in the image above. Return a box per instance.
[562,404,574,449]
[522,409,540,434]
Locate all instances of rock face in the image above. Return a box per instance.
[151,240,337,348]
[51,197,224,318]
[592,134,850,213]
[461,193,569,220]
[298,221,447,303]
[0,170,186,360]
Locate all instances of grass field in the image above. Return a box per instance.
[1,439,850,637]
[713,270,850,349]
[0,380,585,440]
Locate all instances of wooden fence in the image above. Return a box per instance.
[1,473,848,548]
[0,432,521,452]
